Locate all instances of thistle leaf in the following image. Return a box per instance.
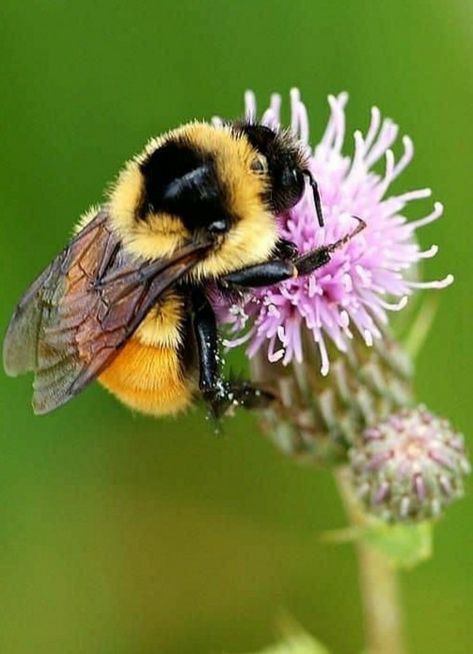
[361,521,433,569]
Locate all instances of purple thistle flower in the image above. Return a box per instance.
[213,90,453,375]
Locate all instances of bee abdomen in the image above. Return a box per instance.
[98,338,196,416]
[98,290,196,416]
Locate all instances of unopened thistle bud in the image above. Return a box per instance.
[350,407,470,523]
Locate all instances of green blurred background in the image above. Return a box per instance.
[1,1,472,653]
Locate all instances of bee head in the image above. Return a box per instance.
[232,124,305,212]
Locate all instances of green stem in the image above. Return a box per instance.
[335,467,406,654]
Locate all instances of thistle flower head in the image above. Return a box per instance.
[215,90,453,375]
[350,407,470,522]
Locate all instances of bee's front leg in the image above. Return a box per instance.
[219,248,331,289]
[191,288,274,419]
[220,217,366,289]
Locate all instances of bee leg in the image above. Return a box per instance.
[295,216,366,275]
[192,288,274,418]
[220,246,333,289]
[220,259,300,289]
[221,218,366,288]
[219,253,329,289]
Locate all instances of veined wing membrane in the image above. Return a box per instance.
[3,210,209,414]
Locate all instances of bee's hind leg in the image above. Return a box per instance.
[191,288,274,419]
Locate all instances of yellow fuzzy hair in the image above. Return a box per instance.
[73,204,101,234]
[98,338,195,416]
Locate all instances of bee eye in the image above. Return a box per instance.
[282,167,303,191]
[250,154,268,174]
[291,169,305,195]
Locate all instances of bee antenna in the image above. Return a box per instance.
[303,170,324,228]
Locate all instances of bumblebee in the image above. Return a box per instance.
[3,120,364,417]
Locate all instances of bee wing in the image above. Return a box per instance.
[3,209,209,414]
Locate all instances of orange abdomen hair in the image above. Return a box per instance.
[98,292,196,416]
